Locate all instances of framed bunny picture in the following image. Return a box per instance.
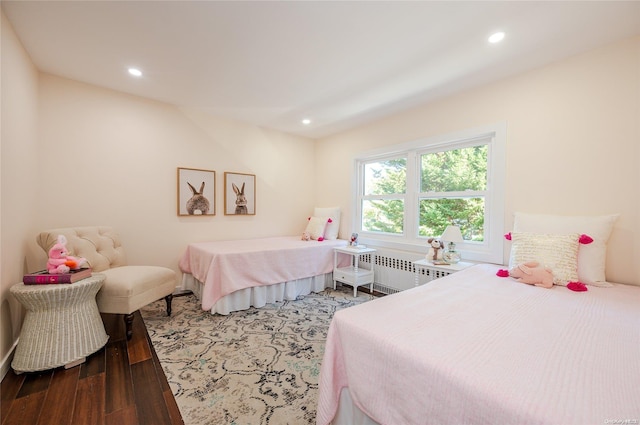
[177,167,216,216]
[224,172,256,215]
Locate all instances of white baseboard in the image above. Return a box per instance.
[1,339,18,381]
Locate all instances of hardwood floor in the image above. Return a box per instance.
[1,311,183,425]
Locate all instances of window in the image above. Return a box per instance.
[354,124,505,263]
[418,144,487,240]
[362,158,406,235]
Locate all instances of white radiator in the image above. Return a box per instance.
[358,247,457,294]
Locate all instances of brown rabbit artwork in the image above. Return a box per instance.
[186,181,210,215]
[232,182,248,214]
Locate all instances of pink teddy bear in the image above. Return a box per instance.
[47,235,87,274]
[508,261,554,289]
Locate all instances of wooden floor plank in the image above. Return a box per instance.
[0,370,25,421]
[105,405,138,425]
[105,340,135,414]
[72,373,106,425]
[151,338,171,394]
[127,316,152,365]
[15,370,52,398]
[130,359,172,425]
[80,344,107,379]
[37,366,80,425]
[2,391,46,425]
[163,390,185,425]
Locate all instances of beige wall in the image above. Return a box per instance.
[1,12,41,373]
[316,35,640,285]
[36,75,317,272]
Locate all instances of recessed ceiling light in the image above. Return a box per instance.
[302,119,311,125]
[128,68,143,77]
[488,32,505,44]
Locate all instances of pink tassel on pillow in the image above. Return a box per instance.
[496,269,509,277]
[504,232,512,240]
[567,281,588,292]
[579,234,593,244]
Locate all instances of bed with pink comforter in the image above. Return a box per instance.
[179,236,349,313]
[317,263,640,425]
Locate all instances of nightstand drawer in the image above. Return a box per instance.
[334,266,374,284]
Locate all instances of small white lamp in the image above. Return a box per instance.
[441,225,463,264]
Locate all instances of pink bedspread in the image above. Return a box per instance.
[317,263,640,425]
[179,236,349,310]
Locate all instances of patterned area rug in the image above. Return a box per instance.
[140,287,375,425]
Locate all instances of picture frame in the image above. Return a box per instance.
[177,167,215,216]
[224,172,256,215]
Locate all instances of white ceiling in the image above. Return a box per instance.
[3,1,640,139]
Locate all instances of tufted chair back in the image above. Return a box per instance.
[37,226,127,272]
[36,225,176,340]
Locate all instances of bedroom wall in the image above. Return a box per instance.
[2,16,638,377]
[1,12,41,376]
[315,35,640,285]
[1,14,319,373]
[34,74,318,272]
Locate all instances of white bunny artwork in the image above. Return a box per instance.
[232,182,248,214]
[186,181,210,215]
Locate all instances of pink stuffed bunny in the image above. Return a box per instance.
[508,261,554,289]
[47,235,87,274]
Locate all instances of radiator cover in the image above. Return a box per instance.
[357,247,457,294]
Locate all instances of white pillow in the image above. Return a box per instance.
[508,232,580,286]
[314,207,341,240]
[513,212,618,286]
[305,216,329,240]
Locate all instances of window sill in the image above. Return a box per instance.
[358,235,503,265]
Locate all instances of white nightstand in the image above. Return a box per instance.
[333,246,376,297]
[412,259,474,287]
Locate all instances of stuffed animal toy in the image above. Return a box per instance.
[301,231,311,241]
[426,237,444,262]
[508,261,554,288]
[47,235,88,274]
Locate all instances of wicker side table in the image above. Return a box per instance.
[10,273,109,373]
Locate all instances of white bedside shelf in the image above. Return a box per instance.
[333,246,376,297]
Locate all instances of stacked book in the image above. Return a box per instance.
[23,268,92,285]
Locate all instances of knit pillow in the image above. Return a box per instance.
[508,232,580,286]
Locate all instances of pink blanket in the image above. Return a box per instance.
[317,264,640,425]
[179,236,349,310]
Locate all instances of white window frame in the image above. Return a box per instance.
[352,123,506,264]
